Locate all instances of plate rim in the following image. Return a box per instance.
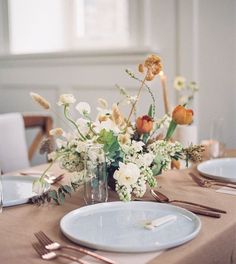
[2,175,50,207]
[197,157,236,183]
[60,201,201,253]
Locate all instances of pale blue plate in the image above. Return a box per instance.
[60,201,201,252]
[197,158,236,183]
[2,175,50,207]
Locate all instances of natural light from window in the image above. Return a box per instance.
[8,0,130,54]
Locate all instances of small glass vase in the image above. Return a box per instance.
[83,143,108,205]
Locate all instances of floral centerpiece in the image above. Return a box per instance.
[30,55,203,204]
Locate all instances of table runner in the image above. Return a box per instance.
[1,155,236,264]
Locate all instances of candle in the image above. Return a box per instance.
[159,71,170,115]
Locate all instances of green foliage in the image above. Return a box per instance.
[97,129,121,161]
[165,120,177,141]
[31,180,82,206]
[148,104,154,118]
[151,154,163,176]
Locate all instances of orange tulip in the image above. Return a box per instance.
[171,159,180,170]
[136,115,153,134]
[172,105,193,125]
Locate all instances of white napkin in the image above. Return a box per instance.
[80,251,163,264]
[144,215,177,230]
[216,187,236,195]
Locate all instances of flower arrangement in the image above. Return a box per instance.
[174,76,199,106]
[30,55,203,204]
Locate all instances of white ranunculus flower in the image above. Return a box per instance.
[76,118,90,135]
[94,119,120,134]
[174,76,186,91]
[136,153,154,167]
[113,162,140,187]
[57,94,76,106]
[76,102,91,115]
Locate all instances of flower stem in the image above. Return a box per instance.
[63,105,86,141]
[39,161,55,181]
[84,114,98,136]
[126,73,148,127]
[125,70,156,117]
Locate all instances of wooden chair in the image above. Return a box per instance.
[23,115,53,162]
[0,113,53,173]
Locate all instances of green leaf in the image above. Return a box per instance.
[48,190,58,200]
[48,190,59,205]
[61,185,72,196]
[165,120,177,140]
[142,133,149,143]
[58,192,65,204]
[97,129,121,160]
[152,162,162,175]
[148,104,154,118]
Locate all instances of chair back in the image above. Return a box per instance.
[0,113,30,173]
[23,115,53,161]
[0,113,53,173]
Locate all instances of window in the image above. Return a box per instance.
[8,0,131,54]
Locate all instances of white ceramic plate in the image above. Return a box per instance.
[197,158,236,183]
[60,201,201,253]
[2,175,50,207]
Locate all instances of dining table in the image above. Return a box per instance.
[1,150,236,264]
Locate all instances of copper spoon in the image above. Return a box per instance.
[150,189,225,217]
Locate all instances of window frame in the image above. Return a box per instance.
[0,0,151,56]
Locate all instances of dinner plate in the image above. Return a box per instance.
[60,201,201,252]
[2,175,50,207]
[197,158,236,183]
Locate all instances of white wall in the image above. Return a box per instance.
[0,0,235,167]
[197,0,236,147]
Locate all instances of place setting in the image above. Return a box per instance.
[0,52,235,264]
[189,157,236,196]
[1,172,64,207]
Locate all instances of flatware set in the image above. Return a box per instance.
[33,231,115,264]
[189,172,236,189]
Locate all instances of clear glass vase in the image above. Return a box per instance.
[83,143,108,205]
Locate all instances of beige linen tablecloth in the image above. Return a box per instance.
[1,160,236,264]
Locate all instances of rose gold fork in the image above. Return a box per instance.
[189,172,236,189]
[32,242,87,263]
[34,231,115,264]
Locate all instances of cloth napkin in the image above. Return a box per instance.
[216,187,236,196]
[80,251,163,264]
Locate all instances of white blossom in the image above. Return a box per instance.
[114,162,140,187]
[58,94,76,106]
[76,118,90,135]
[174,76,186,91]
[76,102,91,115]
[93,119,120,134]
